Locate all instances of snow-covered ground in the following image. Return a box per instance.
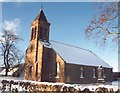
[0,76,24,80]
[0,76,119,92]
[0,68,18,76]
[112,80,119,91]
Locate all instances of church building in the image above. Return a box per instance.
[24,8,113,84]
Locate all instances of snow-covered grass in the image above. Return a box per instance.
[0,68,18,76]
[0,76,119,92]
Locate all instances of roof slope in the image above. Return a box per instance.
[50,40,111,68]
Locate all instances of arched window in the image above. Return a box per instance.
[55,62,60,78]
[80,66,84,78]
[34,27,37,39]
[93,68,96,78]
[31,28,34,40]
[34,31,36,39]
[57,62,60,75]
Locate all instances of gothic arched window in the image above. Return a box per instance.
[31,28,34,40]
[34,27,37,39]
[93,68,96,78]
[34,31,36,39]
[55,62,60,78]
[80,66,84,78]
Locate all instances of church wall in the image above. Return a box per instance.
[46,49,65,83]
[49,49,57,82]
[36,42,44,81]
[41,47,51,82]
[24,43,37,80]
[65,63,113,84]
[24,20,41,81]
[102,67,113,82]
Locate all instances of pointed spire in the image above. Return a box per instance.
[34,6,48,22]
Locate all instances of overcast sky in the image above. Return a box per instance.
[1,2,118,72]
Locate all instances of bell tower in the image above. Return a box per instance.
[30,8,50,43]
[24,8,51,81]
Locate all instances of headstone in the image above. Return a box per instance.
[97,65,105,83]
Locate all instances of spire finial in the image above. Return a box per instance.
[40,4,43,11]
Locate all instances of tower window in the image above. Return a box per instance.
[34,27,37,39]
[31,28,34,40]
[80,66,84,78]
[34,30,36,39]
[31,27,37,40]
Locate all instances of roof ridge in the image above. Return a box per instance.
[50,40,92,52]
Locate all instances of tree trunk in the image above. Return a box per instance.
[5,68,8,76]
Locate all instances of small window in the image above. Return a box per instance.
[80,66,84,78]
[55,62,60,78]
[93,68,96,78]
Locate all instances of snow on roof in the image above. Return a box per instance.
[50,40,112,68]
[40,40,51,48]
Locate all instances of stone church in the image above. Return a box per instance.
[24,8,113,84]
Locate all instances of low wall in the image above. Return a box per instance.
[0,79,119,93]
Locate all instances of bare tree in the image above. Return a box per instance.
[85,2,119,46]
[13,49,24,65]
[0,30,23,76]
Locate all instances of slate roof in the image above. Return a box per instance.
[50,40,112,68]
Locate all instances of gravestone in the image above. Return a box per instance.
[97,65,105,83]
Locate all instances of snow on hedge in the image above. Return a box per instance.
[0,77,119,92]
